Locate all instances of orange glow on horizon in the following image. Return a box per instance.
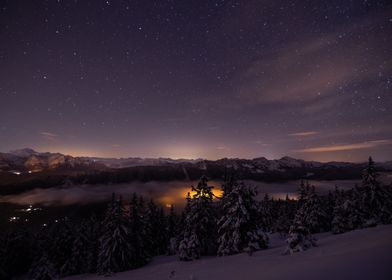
[181,187,223,199]
[155,182,224,209]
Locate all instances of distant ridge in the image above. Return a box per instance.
[0,148,391,178]
[1,148,392,172]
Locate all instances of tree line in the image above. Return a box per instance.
[0,157,391,279]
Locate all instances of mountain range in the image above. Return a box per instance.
[0,148,391,195]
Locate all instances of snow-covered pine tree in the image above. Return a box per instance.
[300,185,328,233]
[178,192,199,261]
[298,179,311,202]
[178,176,218,260]
[178,229,200,261]
[85,215,101,273]
[67,223,89,275]
[217,181,268,256]
[178,192,191,242]
[0,228,33,279]
[68,215,101,275]
[167,204,179,255]
[360,157,391,225]
[284,211,317,255]
[192,176,218,255]
[331,188,351,234]
[284,186,322,254]
[259,193,273,232]
[287,194,298,217]
[48,219,76,277]
[97,194,133,275]
[323,190,335,231]
[274,196,293,236]
[128,193,149,268]
[344,184,365,229]
[221,172,236,195]
[29,226,56,280]
[145,199,168,256]
[29,252,57,280]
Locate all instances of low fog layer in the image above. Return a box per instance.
[0,180,360,207]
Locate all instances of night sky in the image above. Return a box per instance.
[1,0,391,162]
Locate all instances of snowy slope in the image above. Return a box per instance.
[66,225,392,280]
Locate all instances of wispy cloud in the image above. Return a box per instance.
[40,132,58,141]
[295,139,392,153]
[216,146,227,150]
[254,140,269,146]
[189,9,391,121]
[231,12,392,113]
[289,131,319,137]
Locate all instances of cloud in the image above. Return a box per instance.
[237,39,381,109]
[240,48,354,104]
[189,8,391,121]
[40,132,58,141]
[295,139,392,153]
[216,146,227,150]
[231,12,392,113]
[254,140,269,146]
[289,131,319,137]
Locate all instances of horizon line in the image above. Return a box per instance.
[1,147,389,164]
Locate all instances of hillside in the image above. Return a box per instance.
[66,225,392,280]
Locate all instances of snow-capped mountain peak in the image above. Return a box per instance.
[8,148,39,157]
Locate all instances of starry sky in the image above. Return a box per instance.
[0,0,391,162]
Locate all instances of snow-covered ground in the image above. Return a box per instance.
[67,225,392,280]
